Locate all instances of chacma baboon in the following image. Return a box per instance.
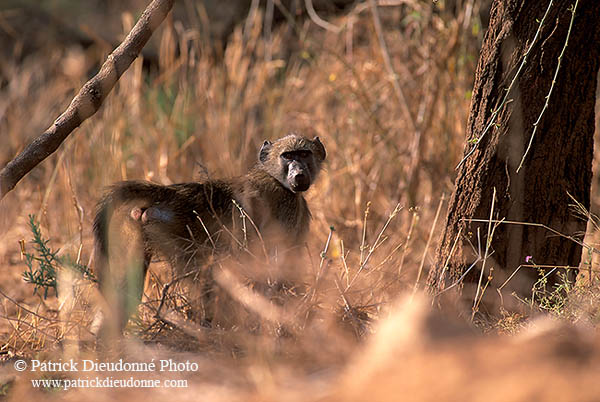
[93,133,326,336]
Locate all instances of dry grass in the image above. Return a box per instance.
[1,0,600,400]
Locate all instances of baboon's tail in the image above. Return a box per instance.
[93,180,164,338]
[93,180,163,283]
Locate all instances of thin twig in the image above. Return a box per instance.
[340,240,350,287]
[348,203,401,290]
[456,0,555,170]
[243,0,261,43]
[232,199,269,261]
[304,0,341,33]
[368,0,417,134]
[464,218,598,254]
[0,286,59,323]
[194,211,216,249]
[65,159,84,264]
[265,0,274,63]
[498,264,582,291]
[155,267,204,319]
[472,187,499,320]
[37,146,68,220]
[412,194,445,296]
[0,314,59,342]
[317,226,335,283]
[432,229,481,302]
[359,202,371,266]
[516,0,578,172]
[435,226,464,292]
[397,209,418,278]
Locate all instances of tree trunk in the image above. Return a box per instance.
[427,0,600,313]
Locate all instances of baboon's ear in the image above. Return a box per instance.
[259,140,272,163]
[312,136,326,161]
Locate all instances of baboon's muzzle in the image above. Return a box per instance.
[291,172,310,192]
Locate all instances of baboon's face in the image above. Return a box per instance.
[259,134,326,193]
[281,148,316,192]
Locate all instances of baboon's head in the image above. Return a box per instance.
[259,133,326,193]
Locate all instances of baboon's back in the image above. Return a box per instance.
[94,180,237,278]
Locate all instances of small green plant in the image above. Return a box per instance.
[530,268,573,316]
[0,379,13,396]
[22,215,95,298]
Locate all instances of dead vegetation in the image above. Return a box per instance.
[1,0,600,400]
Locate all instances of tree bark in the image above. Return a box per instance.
[427,0,600,311]
[0,0,174,200]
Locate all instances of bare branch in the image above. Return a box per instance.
[304,0,342,33]
[0,0,175,199]
[368,0,416,133]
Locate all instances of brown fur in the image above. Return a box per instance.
[93,133,325,336]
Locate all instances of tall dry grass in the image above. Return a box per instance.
[0,0,479,340]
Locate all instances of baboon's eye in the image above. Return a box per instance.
[281,150,311,160]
